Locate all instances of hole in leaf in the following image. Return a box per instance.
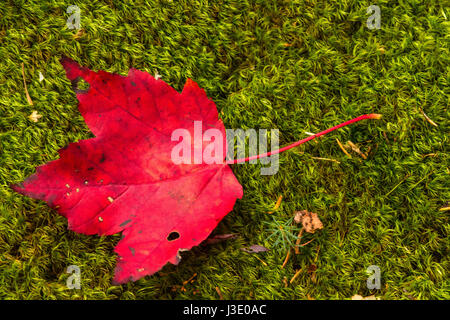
[167,231,180,241]
[71,76,90,93]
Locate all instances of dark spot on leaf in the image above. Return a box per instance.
[87,167,94,171]
[129,247,135,256]
[167,231,180,241]
[120,219,132,227]
[100,154,106,163]
[131,81,136,86]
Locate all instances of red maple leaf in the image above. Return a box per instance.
[13,58,243,284]
[13,58,382,284]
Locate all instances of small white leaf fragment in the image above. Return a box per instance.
[39,72,44,82]
[108,196,114,203]
[98,216,103,222]
[28,111,42,122]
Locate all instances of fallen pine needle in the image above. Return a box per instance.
[281,248,290,268]
[311,156,340,164]
[21,63,33,105]
[439,207,450,212]
[405,171,434,193]
[336,138,352,158]
[294,228,304,254]
[385,174,410,197]
[289,268,303,284]
[420,109,438,127]
[254,255,268,266]
[182,273,197,286]
[268,195,283,214]
[423,153,437,158]
[347,141,367,159]
[215,287,224,300]
[298,238,314,247]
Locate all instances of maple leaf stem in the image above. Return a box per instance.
[227,113,382,164]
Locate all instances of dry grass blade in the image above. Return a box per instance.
[21,62,33,105]
[253,255,268,266]
[311,156,341,164]
[347,141,367,159]
[420,109,438,127]
[336,138,352,158]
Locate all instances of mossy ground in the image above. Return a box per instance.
[0,0,448,300]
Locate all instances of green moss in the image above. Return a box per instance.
[0,0,448,299]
